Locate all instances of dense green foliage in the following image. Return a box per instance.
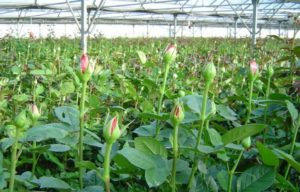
[0,36,299,191]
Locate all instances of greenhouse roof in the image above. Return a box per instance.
[0,0,299,28]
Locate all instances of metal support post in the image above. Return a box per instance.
[278,21,282,37]
[252,0,259,49]
[234,17,238,39]
[173,14,177,40]
[168,24,171,38]
[133,24,135,37]
[146,21,149,38]
[81,0,88,54]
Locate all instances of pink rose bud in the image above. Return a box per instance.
[103,116,121,144]
[170,103,184,126]
[29,104,40,122]
[80,54,89,73]
[163,44,177,65]
[250,60,258,75]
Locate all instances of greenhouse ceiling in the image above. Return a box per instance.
[0,0,299,28]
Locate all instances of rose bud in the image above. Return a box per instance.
[242,136,251,149]
[29,104,40,122]
[170,103,184,126]
[163,44,177,65]
[80,54,89,73]
[249,60,259,80]
[14,110,28,129]
[267,65,274,77]
[202,62,216,84]
[103,116,121,144]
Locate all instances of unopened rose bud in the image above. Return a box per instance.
[30,104,40,122]
[163,44,177,65]
[80,54,95,82]
[80,54,89,73]
[170,103,184,126]
[103,116,121,144]
[249,60,259,80]
[15,110,28,129]
[242,136,251,149]
[202,62,216,84]
[267,65,274,77]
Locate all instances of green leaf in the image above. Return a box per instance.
[145,156,169,187]
[207,128,223,146]
[293,46,300,58]
[48,144,70,152]
[217,104,238,121]
[118,147,155,170]
[256,142,279,167]
[118,147,169,187]
[237,165,275,192]
[25,123,69,142]
[181,95,212,117]
[30,69,52,75]
[286,100,298,122]
[54,106,79,130]
[222,124,266,145]
[37,176,70,189]
[60,81,75,95]
[134,137,167,158]
[134,123,156,136]
[76,161,98,171]
[80,186,104,192]
[217,170,230,192]
[276,173,297,191]
[274,148,300,173]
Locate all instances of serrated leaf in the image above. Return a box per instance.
[118,147,155,170]
[54,106,79,130]
[25,123,69,142]
[207,128,223,146]
[217,104,238,121]
[37,176,70,189]
[48,144,70,152]
[237,165,275,192]
[222,124,266,145]
[134,137,167,158]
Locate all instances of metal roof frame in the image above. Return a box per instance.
[0,0,299,51]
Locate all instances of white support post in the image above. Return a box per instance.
[168,24,171,38]
[252,0,259,49]
[81,0,88,54]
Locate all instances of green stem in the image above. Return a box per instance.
[78,80,88,189]
[9,127,20,192]
[263,75,272,142]
[227,150,243,192]
[284,117,300,180]
[245,79,254,124]
[171,123,179,192]
[103,143,113,192]
[187,83,210,189]
[155,64,171,138]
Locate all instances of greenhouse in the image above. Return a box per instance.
[0,0,300,191]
